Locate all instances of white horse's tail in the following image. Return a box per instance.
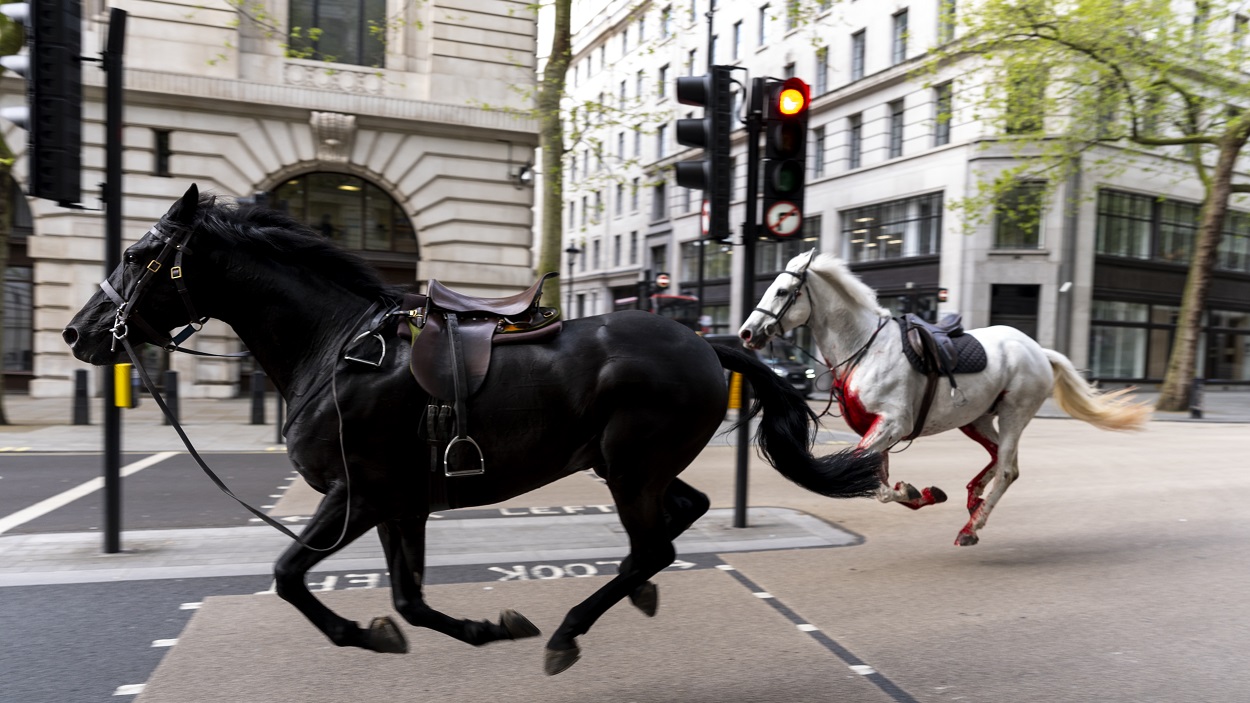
[1043,349,1152,431]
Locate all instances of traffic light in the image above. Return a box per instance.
[761,77,809,239]
[674,65,733,240]
[0,0,83,206]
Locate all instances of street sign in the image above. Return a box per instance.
[700,200,711,236]
[656,273,671,289]
[765,200,802,237]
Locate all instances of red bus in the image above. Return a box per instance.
[613,293,700,331]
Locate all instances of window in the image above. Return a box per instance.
[621,79,629,104]
[638,16,646,43]
[615,182,624,216]
[934,82,953,146]
[617,132,625,161]
[733,21,743,59]
[288,0,386,67]
[1220,211,1250,273]
[630,231,639,264]
[783,61,795,79]
[847,113,863,169]
[682,240,734,281]
[891,9,908,65]
[851,30,866,81]
[1089,300,1149,380]
[613,234,622,267]
[939,0,956,44]
[993,181,1046,249]
[888,100,904,158]
[657,123,668,157]
[622,26,629,55]
[1158,199,1198,263]
[153,129,172,177]
[1096,190,1153,259]
[815,46,829,95]
[843,192,943,262]
[662,6,673,38]
[3,265,32,374]
[592,239,602,270]
[581,195,588,227]
[687,49,698,75]
[785,0,798,32]
[710,34,718,63]
[593,191,602,223]
[813,126,826,177]
[1005,64,1046,134]
[758,5,769,46]
[1236,14,1249,53]
[271,173,418,268]
[634,127,642,157]
[689,0,697,24]
[632,177,640,211]
[652,181,668,221]
[658,64,669,98]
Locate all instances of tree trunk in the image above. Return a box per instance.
[536,0,571,315]
[1155,136,1245,410]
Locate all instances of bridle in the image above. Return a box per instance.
[101,218,220,356]
[752,248,818,337]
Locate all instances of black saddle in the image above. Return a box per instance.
[895,313,988,442]
[897,313,987,382]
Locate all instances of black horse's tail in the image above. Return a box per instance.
[713,344,881,499]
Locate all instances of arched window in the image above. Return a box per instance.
[271,173,419,286]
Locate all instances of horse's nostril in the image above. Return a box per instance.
[740,329,751,341]
[62,327,79,346]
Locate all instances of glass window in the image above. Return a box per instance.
[1090,325,1147,379]
[939,0,956,44]
[888,100,904,158]
[847,113,863,169]
[1158,200,1198,263]
[813,126,826,178]
[288,0,386,67]
[993,181,1046,249]
[843,193,942,262]
[1096,190,1152,259]
[815,46,829,95]
[934,82,952,146]
[891,9,908,65]
[850,30,866,81]
[3,265,32,373]
[1221,212,1250,273]
[1005,64,1045,134]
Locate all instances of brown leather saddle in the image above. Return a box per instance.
[395,272,561,480]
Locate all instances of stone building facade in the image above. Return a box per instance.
[3,0,539,397]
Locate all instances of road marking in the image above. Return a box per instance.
[113,684,146,696]
[0,452,178,536]
[0,446,31,452]
[850,664,877,675]
[151,639,178,647]
[797,623,819,632]
[179,602,201,610]
[753,591,775,599]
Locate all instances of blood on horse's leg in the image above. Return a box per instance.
[959,418,1000,516]
[864,428,946,510]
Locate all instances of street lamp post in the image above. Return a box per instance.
[564,245,581,318]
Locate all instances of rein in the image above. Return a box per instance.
[823,316,889,419]
[751,248,818,337]
[101,215,375,552]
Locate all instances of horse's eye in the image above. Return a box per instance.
[775,288,788,298]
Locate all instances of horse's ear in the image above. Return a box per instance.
[167,184,200,226]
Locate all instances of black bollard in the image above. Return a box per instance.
[162,370,179,425]
[274,393,285,444]
[250,370,266,425]
[72,369,90,425]
[1189,378,1205,419]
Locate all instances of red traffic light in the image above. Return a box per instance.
[773,78,809,118]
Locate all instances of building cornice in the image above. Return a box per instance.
[78,67,539,136]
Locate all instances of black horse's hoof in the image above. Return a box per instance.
[929,486,948,504]
[629,581,659,617]
[544,644,581,675]
[368,616,408,653]
[501,609,541,639]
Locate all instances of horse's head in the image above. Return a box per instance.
[739,249,818,349]
[64,184,207,365]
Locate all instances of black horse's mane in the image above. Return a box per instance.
[180,194,405,301]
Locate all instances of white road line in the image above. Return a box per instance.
[151,639,178,647]
[113,684,146,696]
[753,592,775,599]
[179,602,201,610]
[797,624,819,632]
[849,664,877,675]
[0,452,178,536]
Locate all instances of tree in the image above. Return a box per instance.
[0,0,24,425]
[931,0,1250,411]
[535,0,571,311]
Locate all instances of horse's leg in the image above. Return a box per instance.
[861,418,948,510]
[958,415,1000,517]
[544,480,677,675]
[956,408,1028,546]
[627,478,710,617]
[378,518,540,645]
[272,485,401,652]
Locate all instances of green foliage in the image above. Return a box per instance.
[931,0,1250,232]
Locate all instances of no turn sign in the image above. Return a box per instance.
[656,273,671,289]
[766,201,802,237]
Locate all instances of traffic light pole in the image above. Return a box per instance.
[733,78,764,529]
[102,8,127,554]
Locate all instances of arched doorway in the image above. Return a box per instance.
[270,172,419,287]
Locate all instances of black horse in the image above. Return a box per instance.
[64,185,881,674]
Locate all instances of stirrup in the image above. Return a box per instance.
[444,435,486,477]
[344,332,386,367]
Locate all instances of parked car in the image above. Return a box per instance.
[703,334,818,398]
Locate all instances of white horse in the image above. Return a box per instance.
[739,251,1151,546]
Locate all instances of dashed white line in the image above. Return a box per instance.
[151,639,178,647]
[797,623,819,632]
[850,664,878,675]
[179,602,201,610]
[113,684,146,696]
[753,591,775,599]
